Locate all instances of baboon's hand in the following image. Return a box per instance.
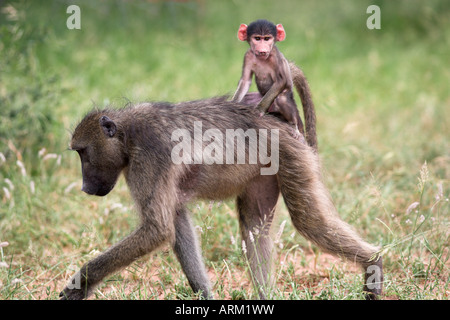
[256,105,265,118]
[257,101,270,113]
[59,270,92,300]
[59,286,90,300]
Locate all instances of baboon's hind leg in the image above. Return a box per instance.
[173,207,211,299]
[237,175,280,299]
[278,146,383,299]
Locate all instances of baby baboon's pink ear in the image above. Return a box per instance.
[276,24,286,41]
[238,24,248,41]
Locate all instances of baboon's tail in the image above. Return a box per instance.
[289,62,318,152]
[277,136,378,266]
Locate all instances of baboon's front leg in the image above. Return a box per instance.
[60,225,172,300]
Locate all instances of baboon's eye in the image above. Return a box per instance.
[76,148,92,165]
[76,148,86,158]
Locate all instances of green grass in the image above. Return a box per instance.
[0,0,448,300]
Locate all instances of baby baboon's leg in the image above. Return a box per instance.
[241,92,263,106]
[173,207,211,299]
[274,91,304,141]
[237,175,280,299]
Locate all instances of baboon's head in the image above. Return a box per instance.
[71,112,127,196]
[238,19,285,60]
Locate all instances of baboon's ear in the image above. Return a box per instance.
[275,24,286,42]
[99,116,117,138]
[237,24,248,41]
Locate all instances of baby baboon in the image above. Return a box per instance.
[232,19,318,151]
[60,96,382,300]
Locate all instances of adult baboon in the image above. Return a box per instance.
[60,96,382,300]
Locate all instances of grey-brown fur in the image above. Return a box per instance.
[289,62,318,151]
[60,96,382,300]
